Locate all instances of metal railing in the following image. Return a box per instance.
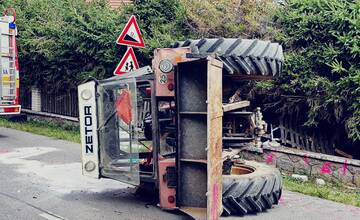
[41,90,78,117]
[20,87,78,117]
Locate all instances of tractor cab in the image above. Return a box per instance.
[79,66,156,185]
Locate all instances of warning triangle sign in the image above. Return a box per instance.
[117,15,145,48]
[114,47,140,75]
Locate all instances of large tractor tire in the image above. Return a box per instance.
[170,38,284,76]
[222,160,282,216]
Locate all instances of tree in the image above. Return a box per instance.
[0,0,279,91]
[269,0,360,141]
[180,0,278,39]
[0,0,192,92]
[1,0,127,91]
[125,0,191,62]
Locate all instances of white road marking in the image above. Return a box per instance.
[39,213,64,220]
[0,191,69,220]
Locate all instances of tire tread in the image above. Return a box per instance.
[170,38,284,76]
[222,162,282,216]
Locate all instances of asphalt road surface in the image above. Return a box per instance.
[0,127,359,220]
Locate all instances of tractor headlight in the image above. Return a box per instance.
[159,59,173,73]
[84,161,96,172]
[81,89,92,100]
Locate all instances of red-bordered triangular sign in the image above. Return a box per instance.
[117,15,145,48]
[114,47,140,75]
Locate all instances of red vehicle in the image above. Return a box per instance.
[0,8,20,115]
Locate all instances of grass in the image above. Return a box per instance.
[283,175,360,207]
[0,117,80,143]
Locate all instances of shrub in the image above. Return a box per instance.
[1,0,128,91]
[271,0,360,141]
[126,0,191,62]
[181,0,278,39]
[0,0,189,91]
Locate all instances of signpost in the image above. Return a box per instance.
[113,47,139,75]
[114,15,144,76]
[116,15,145,48]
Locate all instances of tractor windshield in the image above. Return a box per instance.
[97,77,141,185]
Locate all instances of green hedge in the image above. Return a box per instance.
[0,0,189,92]
[1,0,124,91]
[272,0,360,141]
[0,0,277,93]
[4,0,357,141]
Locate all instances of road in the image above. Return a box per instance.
[0,127,359,220]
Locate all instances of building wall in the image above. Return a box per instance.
[86,0,133,8]
[109,0,134,8]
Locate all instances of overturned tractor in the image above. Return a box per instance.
[78,38,283,219]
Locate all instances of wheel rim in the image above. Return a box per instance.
[230,165,255,175]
